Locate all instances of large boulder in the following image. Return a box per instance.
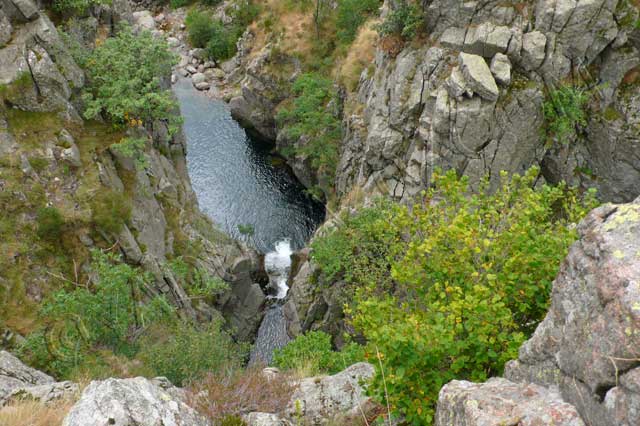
[63,377,207,426]
[435,378,585,426]
[0,350,77,406]
[0,350,53,404]
[284,362,375,425]
[505,197,640,426]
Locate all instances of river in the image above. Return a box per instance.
[174,78,322,364]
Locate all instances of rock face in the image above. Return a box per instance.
[63,377,207,426]
[435,378,585,426]
[285,362,375,425]
[505,197,640,426]
[333,0,640,204]
[0,351,77,406]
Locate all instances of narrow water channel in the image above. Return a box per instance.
[173,78,325,254]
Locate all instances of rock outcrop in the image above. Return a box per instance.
[0,0,264,338]
[335,0,640,204]
[0,351,77,406]
[243,363,376,426]
[63,377,207,426]
[435,378,585,426]
[504,197,640,426]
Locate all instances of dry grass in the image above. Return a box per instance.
[0,400,73,426]
[188,366,297,421]
[335,19,379,93]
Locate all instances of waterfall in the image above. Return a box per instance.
[264,239,293,299]
[249,239,294,365]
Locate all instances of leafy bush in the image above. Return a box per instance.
[273,331,364,375]
[276,73,342,186]
[186,10,215,48]
[20,251,174,377]
[137,319,246,386]
[91,189,131,235]
[543,85,591,143]
[376,0,423,40]
[188,367,295,423]
[312,168,598,425]
[53,0,107,14]
[336,0,380,43]
[36,207,65,242]
[187,1,259,61]
[110,137,148,170]
[82,25,178,127]
[206,21,238,61]
[168,256,230,299]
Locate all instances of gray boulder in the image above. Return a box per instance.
[435,378,585,426]
[0,11,12,45]
[0,350,77,406]
[132,10,155,31]
[285,363,375,425]
[521,31,547,71]
[0,350,54,405]
[505,198,640,426]
[244,412,291,426]
[63,377,208,426]
[490,53,511,85]
[458,53,499,101]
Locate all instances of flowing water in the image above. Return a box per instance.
[174,79,322,364]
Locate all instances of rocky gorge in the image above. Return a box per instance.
[1,0,640,425]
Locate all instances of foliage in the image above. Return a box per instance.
[20,251,174,377]
[273,331,365,375]
[276,73,342,185]
[36,207,65,243]
[335,0,380,43]
[189,366,295,423]
[91,189,131,235]
[52,0,108,14]
[82,25,178,128]
[376,0,423,40]
[543,85,591,143]
[186,1,259,61]
[186,10,216,48]
[206,20,238,61]
[312,168,598,425]
[167,256,230,299]
[110,137,148,170]
[137,319,246,386]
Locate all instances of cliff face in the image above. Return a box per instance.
[225,0,640,205]
[337,0,640,204]
[0,0,263,341]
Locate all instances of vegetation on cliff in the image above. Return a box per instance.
[308,168,598,424]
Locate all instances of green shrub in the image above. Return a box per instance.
[36,207,65,242]
[376,0,423,40]
[137,319,247,386]
[110,137,148,170]
[170,0,192,8]
[312,168,598,425]
[20,251,174,378]
[91,190,131,235]
[53,0,108,14]
[276,73,342,186]
[273,331,364,375]
[336,0,380,43]
[543,85,591,143]
[186,10,215,48]
[206,21,237,61]
[168,256,230,299]
[82,25,178,128]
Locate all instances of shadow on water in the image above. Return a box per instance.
[173,78,325,254]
